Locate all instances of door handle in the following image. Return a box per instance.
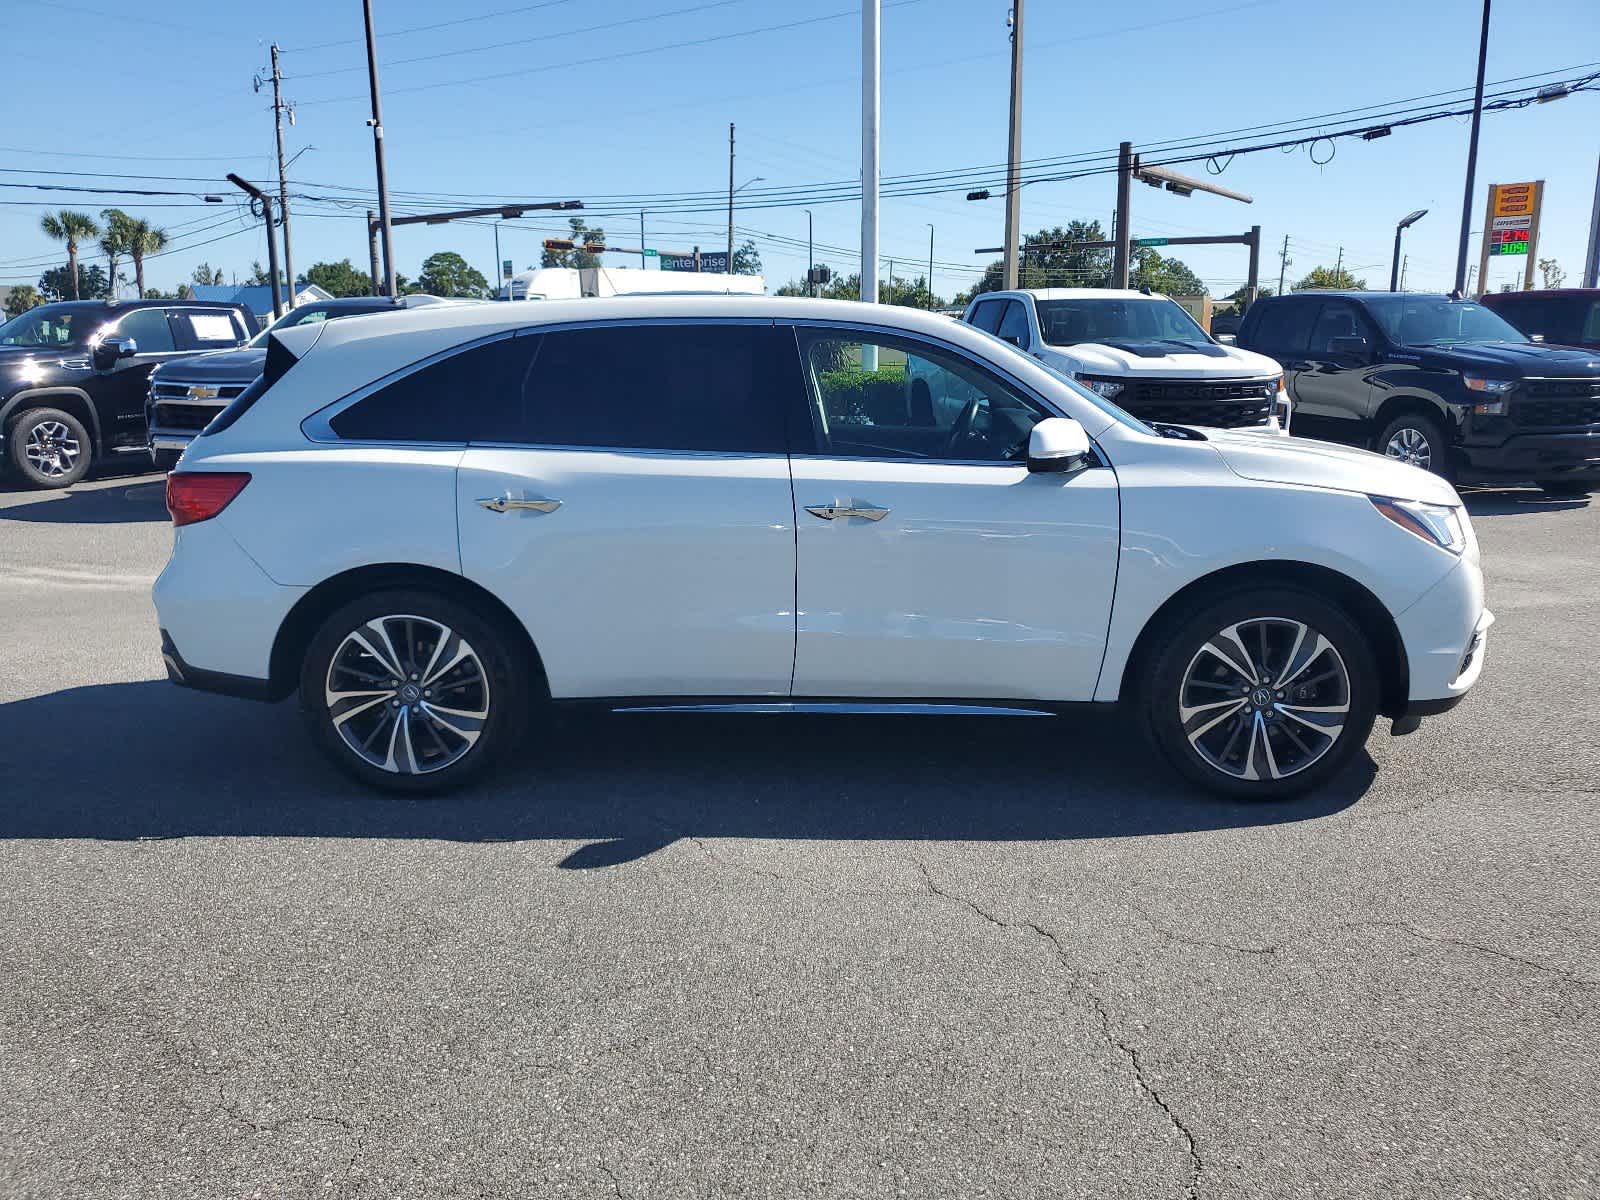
[805,503,890,522]
[477,494,561,514]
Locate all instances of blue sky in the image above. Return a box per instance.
[3,0,1596,300]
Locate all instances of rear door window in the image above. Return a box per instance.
[173,310,246,350]
[996,301,1032,349]
[1248,301,1317,357]
[967,300,1004,335]
[516,323,791,453]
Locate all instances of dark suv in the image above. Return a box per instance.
[147,294,460,469]
[0,298,256,488]
[1480,288,1600,351]
[1237,290,1600,496]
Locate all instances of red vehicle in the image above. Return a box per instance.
[1480,288,1600,352]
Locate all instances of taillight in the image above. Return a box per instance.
[166,471,251,527]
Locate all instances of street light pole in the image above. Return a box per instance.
[862,0,880,312]
[363,0,397,299]
[1391,209,1428,291]
[1002,0,1024,290]
[927,224,935,309]
[806,209,814,296]
[726,122,735,272]
[1453,0,1491,296]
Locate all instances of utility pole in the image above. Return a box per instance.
[927,223,935,309]
[367,209,381,295]
[1334,245,1343,279]
[1245,225,1261,307]
[1400,255,1409,290]
[806,209,814,296]
[228,174,282,319]
[1113,142,1133,288]
[861,0,880,318]
[640,211,647,268]
[1277,235,1291,294]
[1454,0,1491,296]
[268,44,296,309]
[726,123,736,272]
[362,0,397,299]
[493,222,502,298]
[1002,0,1024,290]
[1585,153,1600,289]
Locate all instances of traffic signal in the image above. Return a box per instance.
[806,266,832,285]
[581,243,607,254]
[542,239,575,252]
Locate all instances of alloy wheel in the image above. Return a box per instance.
[1384,426,1431,470]
[25,421,81,479]
[1178,617,1351,782]
[324,614,491,775]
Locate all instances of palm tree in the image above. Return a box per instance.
[39,210,101,300]
[126,218,168,299]
[100,209,135,300]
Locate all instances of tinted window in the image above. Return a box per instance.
[114,307,177,353]
[1582,300,1600,344]
[1363,296,1526,346]
[1492,296,1578,343]
[174,310,242,349]
[968,300,1004,334]
[1307,302,1369,355]
[1247,301,1318,355]
[799,330,1046,463]
[997,301,1031,349]
[520,324,787,453]
[330,335,529,443]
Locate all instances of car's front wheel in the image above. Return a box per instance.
[1143,589,1379,800]
[1376,412,1452,480]
[299,590,527,793]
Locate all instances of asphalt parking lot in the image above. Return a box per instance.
[1,466,1596,1200]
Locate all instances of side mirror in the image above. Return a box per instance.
[1327,335,1370,359]
[1027,416,1092,474]
[93,335,137,370]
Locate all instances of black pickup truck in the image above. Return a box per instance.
[1237,290,1600,496]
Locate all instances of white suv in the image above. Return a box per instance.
[963,289,1290,432]
[153,297,1490,799]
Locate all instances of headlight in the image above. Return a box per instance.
[1078,375,1125,400]
[1370,496,1467,554]
[1462,374,1514,415]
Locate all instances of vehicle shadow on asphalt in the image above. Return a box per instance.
[0,477,168,524]
[0,682,1373,862]
[1461,487,1592,517]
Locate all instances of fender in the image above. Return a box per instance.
[0,386,104,451]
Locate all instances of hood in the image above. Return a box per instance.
[150,345,266,383]
[1046,340,1282,379]
[1406,341,1600,376]
[1205,428,1460,507]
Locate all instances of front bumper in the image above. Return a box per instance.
[1456,428,1600,482]
[1393,544,1493,718]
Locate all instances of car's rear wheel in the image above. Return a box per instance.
[1536,479,1592,499]
[7,407,91,489]
[299,590,527,793]
[1375,412,1452,481]
[1143,589,1378,800]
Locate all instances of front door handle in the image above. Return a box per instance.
[805,503,890,522]
[477,494,561,514]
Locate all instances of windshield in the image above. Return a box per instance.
[1363,296,1529,346]
[1035,297,1211,348]
[971,326,1153,435]
[0,306,98,350]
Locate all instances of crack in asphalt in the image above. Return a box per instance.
[597,1161,631,1199]
[914,862,1203,1200]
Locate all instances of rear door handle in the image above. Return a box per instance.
[805,503,890,522]
[477,494,561,514]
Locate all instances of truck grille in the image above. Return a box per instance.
[1515,378,1600,427]
[149,380,248,433]
[1121,378,1277,428]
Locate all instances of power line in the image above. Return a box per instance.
[281,0,587,53]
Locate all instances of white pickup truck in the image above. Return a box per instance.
[959,288,1290,432]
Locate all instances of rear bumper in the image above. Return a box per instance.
[1457,428,1600,481]
[160,629,276,701]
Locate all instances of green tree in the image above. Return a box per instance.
[959,221,1114,304]
[417,251,490,298]
[39,263,109,302]
[304,259,374,298]
[125,218,168,300]
[1130,246,1207,296]
[39,209,101,299]
[1223,282,1274,314]
[190,262,225,287]
[244,260,276,287]
[99,209,136,300]
[775,261,833,296]
[1294,264,1366,291]
[732,238,763,276]
[1537,257,1565,289]
[4,285,41,318]
[541,218,607,269]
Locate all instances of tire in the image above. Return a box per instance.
[6,407,92,489]
[1374,412,1452,481]
[1142,587,1379,801]
[1536,479,1593,499]
[152,448,183,473]
[298,589,528,794]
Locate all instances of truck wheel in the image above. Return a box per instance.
[6,407,92,489]
[1536,479,1592,499]
[1142,588,1379,801]
[1375,412,1452,481]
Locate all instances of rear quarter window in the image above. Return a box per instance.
[1244,301,1317,356]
